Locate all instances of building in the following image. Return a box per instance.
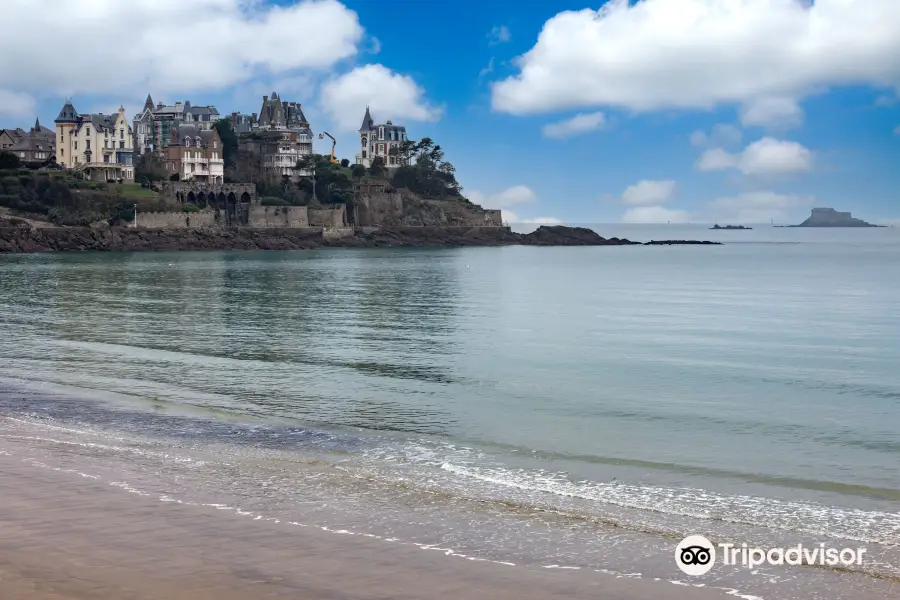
[235,92,314,178]
[355,107,408,169]
[229,112,257,135]
[0,128,26,150]
[132,95,220,155]
[161,124,224,183]
[54,100,134,181]
[4,119,55,163]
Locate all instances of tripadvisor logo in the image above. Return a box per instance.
[675,535,867,576]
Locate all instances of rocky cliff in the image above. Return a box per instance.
[354,190,502,228]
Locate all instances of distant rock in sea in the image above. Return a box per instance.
[789,207,881,227]
[710,224,752,230]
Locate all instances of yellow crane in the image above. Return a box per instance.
[318,132,339,164]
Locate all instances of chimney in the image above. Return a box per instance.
[263,95,268,104]
[175,102,183,110]
[231,112,237,126]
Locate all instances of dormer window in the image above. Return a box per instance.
[195,136,202,147]
[184,137,191,147]
[379,127,384,140]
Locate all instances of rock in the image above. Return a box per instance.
[0,225,721,253]
[790,207,881,227]
[643,240,721,245]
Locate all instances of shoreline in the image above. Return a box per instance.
[0,430,734,600]
[0,224,721,253]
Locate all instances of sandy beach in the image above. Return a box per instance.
[0,440,736,600]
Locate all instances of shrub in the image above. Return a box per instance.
[261,196,289,206]
[182,204,200,213]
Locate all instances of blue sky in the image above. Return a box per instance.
[1,0,898,225]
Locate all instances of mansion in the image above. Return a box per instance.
[355,107,408,169]
[54,101,134,181]
[0,118,55,164]
[133,95,219,155]
[161,124,224,183]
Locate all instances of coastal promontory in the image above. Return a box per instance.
[790,208,881,227]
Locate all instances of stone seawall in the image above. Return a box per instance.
[137,211,217,229]
[248,206,309,228]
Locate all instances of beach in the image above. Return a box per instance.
[0,425,733,600]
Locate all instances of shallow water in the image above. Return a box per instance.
[1,224,898,599]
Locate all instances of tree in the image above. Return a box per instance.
[134,152,166,182]
[295,153,354,204]
[0,151,21,170]
[368,156,385,178]
[383,136,462,199]
[213,119,239,169]
[340,158,350,168]
[350,164,366,179]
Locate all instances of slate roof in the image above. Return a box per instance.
[357,108,407,139]
[172,124,218,147]
[55,100,79,123]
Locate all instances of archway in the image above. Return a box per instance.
[240,192,251,204]
[197,192,206,206]
[215,176,223,184]
[187,191,196,204]
[217,192,226,211]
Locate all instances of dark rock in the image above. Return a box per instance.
[643,240,722,245]
[790,207,881,227]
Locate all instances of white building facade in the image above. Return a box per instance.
[355,107,407,169]
[54,101,134,181]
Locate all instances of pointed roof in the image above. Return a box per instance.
[143,94,154,111]
[54,99,79,123]
[359,106,373,132]
[34,117,41,130]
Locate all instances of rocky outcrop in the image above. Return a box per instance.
[0,224,721,253]
[790,207,880,227]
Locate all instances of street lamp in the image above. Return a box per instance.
[133,203,138,228]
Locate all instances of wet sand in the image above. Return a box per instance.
[0,452,735,600]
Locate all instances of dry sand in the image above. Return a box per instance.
[0,451,736,600]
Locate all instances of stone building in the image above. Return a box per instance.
[132,95,219,155]
[0,128,26,151]
[54,101,134,181]
[4,119,55,163]
[235,92,314,178]
[355,107,408,169]
[161,124,224,183]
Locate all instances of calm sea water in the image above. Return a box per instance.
[1,224,898,600]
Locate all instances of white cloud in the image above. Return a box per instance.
[489,25,511,45]
[739,97,804,129]
[368,37,382,54]
[708,191,814,223]
[1,0,364,98]
[0,90,36,116]
[690,123,742,148]
[319,64,442,131]
[697,137,814,175]
[620,180,676,206]
[541,111,606,139]
[468,185,536,208]
[622,206,691,224]
[894,125,900,135]
[491,0,900,115]
[479,58,495,79]
[502,210,563,225]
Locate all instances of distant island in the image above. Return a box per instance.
[710,224,752,230]
[787,208,882,227]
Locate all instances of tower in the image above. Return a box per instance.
[54,99,79,167]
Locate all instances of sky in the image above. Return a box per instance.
[1,0,899,225]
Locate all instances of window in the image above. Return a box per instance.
[361,150,367,159]
[213,141,217,148]
[103,155,109,163]
[86,128,90,136]
[61,149,64,156]
[184,137,191,147]
[119,141,124,149]
[120,129,124,139]
[86,140,90,150]
[74,141,78,150]
[379,127,384,140]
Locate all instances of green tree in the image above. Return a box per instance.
[213,119,239,169]
[0,151,21,170]
[368,156,385,178]
[134,152,166,183]
[296,153,353,204]
[340,158,350,168]
[350,164,366,179]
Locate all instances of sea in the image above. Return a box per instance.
[0,223,898,600]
